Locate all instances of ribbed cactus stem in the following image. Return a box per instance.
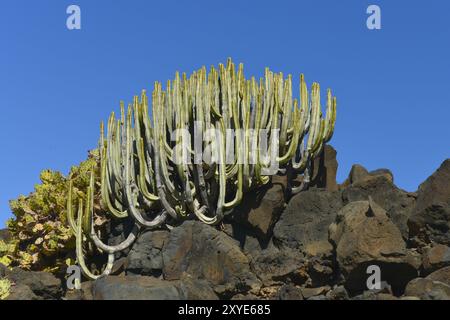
[68,59,337,279]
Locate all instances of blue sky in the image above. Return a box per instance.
[0,0,449,226]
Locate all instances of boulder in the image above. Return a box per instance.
[6,284,40,300]
[352,291,399,300]
[104,216,135,259]
[3,267,62,299]
[162,221,260,298]
[325,285,349,300]
[408,159,450,245]
[426,266,450,286]
[277,284,304,300]
[329,199,418,295]
[125,230,169,276]
[249,243,305,286]
[231,178,286,241]
[272,189,343,287]
[404,277,450,300]
[273,189,343,255]
[342,172,415,238]
[300,286,330,299]
[310,145,339,191]
[412,159,450,214]
[421,244,450,275]
[91,275,217,300]
[340,164,394,188]
[64,281,93,300]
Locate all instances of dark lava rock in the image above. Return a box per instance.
[300,286,330,299]
[3,267,62,299]
[421,244,450,275]
[91,275,217,300]
[426,266,450,286]
[162,221,260,298]
[404,277,450,300]
[277,284,304,300]
[342,168,415,238]
[125,230,169,276]
[310,145,339,191]
[64,281,94,300]
[272,188,343,288]
[231,177,286,242]
[273,188,343,256]
[325,285,349,300]
[408,159,450,246]
[104,216,136,259]
[412,159,450,214]
[329,199,418,295]
[249,243,305,287]
[352,291,398,300]
[6,284,40,300]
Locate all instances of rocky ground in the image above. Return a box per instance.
[1,145,449,300]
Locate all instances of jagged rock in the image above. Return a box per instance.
[125,230,169,276]
[408,159,450,246]
[307,294,328,300]
[271,189,342,287]
[231,178,286,241]
[277,284,303,300]
[310,145,339,191]
[343,164,370,187]
[325,285,349,300]
[426,266,450,286]
[342,172,415,238]
[304,252,336,287]
[400,296,421,300]
[329,199,418,295]
[300,286,330,299]
[249,244,305,287]
[274,189,343,254]
[341,164,394,188]
[352,291,398,300]
[222,221,267,260]
[6,284,40,300]
[412,159,450,213]
[162,221,260,297]
[404,278,450,300]
[421,244,450,275]
[3,267,62,299]
[409,204,450,246]
[105,217,135,259]
[231,293,259,300]
[91,275,218,300]
[64,281,93,300]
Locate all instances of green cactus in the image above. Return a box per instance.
[0,278,11,300]
[67,59,337,279]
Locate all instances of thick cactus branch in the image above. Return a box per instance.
[67,59,337,279]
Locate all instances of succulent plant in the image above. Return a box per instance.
[1,151,103,274]
[67,59,337,279]
[0,278,11,300]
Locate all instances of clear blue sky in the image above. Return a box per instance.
[1,0,449,226]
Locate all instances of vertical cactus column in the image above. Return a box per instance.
[67,59,337,279]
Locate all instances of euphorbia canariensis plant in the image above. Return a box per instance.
[67,59,337,279]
